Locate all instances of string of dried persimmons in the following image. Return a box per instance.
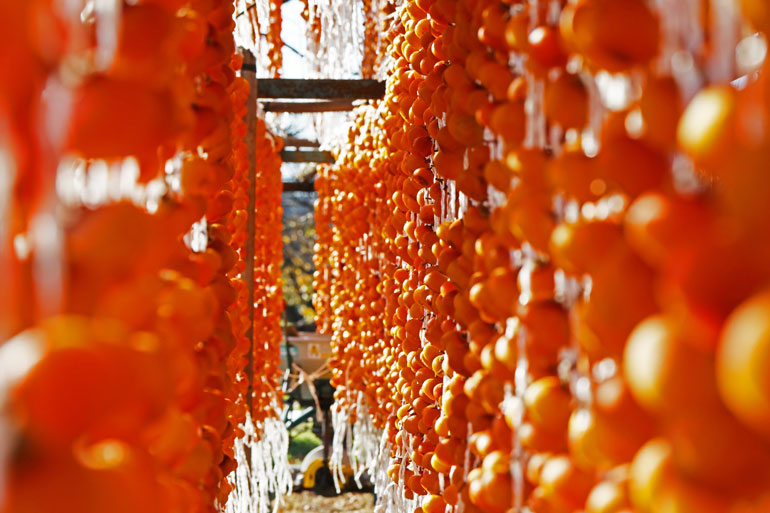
[315,1,770,513]
[0,2,286,513]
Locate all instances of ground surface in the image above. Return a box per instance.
[275,492,375,513]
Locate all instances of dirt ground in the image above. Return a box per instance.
[275,492,374,513]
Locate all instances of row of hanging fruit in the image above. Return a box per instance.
[315,0,770,512]
[0,1,287,513]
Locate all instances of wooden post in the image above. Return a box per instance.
[262,100,356,113]
[280,150,335,163]
[243,77,386,99]
[241,48,257,414]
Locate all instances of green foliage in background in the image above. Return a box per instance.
[288,420,321,462]
[282,189,317,328]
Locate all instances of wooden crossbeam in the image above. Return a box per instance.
[263,100,356,113]
[283,182,316,192]
[282,137,320,148]
[280,150,334,163]
[241,77,386,99]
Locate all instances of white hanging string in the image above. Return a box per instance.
[222,401,292,513]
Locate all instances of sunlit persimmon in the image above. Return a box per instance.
[11,320,171,449]
[585,477,631,513]
[567,0,660,72]
[524,376,571,435]
[623,192,710,268]
[623,314,720,414]
[67,77,191,176]
[640,75,682,151]
[546,73,588,130]
[539,455,594,510]
[677,85,737,175]
[716,290,770,439]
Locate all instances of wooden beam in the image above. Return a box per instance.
[241,77,386,99]
[283,181,316,192]
[280,150,335,163]
[263,100,356,113]
[240,49,257,413]
[282,137,320,148]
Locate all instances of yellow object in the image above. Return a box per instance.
[302,459,354,489]
[677,85,736,169]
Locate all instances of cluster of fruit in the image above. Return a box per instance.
[267,0,283,77]
[314,0,770,512]
[221,67,253,473]
[362,0,379,79]
[0,2,285,512]
[250,118,286,424]
[300,0,322,75]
